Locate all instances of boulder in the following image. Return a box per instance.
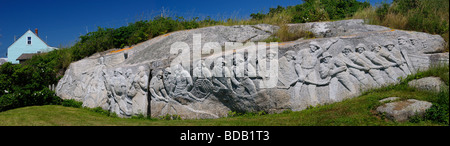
[408,77,445,92]
[376,99,432,122]
[56,19,448,119]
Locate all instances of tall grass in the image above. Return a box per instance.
[353,0,449,52]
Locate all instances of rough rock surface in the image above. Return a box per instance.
[379,97,400,103]
[376,99,432,122]
[56,19,449,119]
[408,77,445,92]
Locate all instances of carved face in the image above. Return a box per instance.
[410,39,416,46]
[125,69,133,78]
[342,48,351,55]
[422,41,428,48]
[310,45,319,52]
[398,38,407,45]
[156,70,163,79]
[267,53,276,60]
[322,56,331,63]
[356,47,365,53]
[163,68,171,78]
[285,51,296,61]
[114,69,122,77]
[386,44,394,51]
[371,44,380,52]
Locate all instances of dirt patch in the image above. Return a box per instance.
[393,100,414,111]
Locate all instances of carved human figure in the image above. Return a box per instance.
[371,43,400,82]
[319,52,355,93]
[111,68,132,117]
[125,69,136,98]
[171,64,194,97]
[278,50,298,87]
[162,67,176,96]
[212,57,236,93]
[294,40,337,105]
[193,60,212,82]
[150,70,169,102]
[384,41,411,75]
[231,53,257,95]
[397,36,415,74]
[355,43,386,85]
[337,46,370,86]
[132,66,149,115]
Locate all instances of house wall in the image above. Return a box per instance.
[7,30,52,64]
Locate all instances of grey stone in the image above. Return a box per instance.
[376,99,432,122]
[379,97,400,103]
[408,77,446,92]
[56,19,448,119]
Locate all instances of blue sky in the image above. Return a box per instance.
[0,0,391,58]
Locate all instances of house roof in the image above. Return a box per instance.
[6,29,50,50]
[16,53,37,61]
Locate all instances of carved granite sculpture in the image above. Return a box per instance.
[56,19,449,119]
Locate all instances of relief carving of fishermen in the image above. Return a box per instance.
[384,41,411,75]
[191,60,214,99]
[257,49,279,89]
[111,68,132,117]
[193,60,212,81]
[162,67,176,96]
[170,64,202,102]
[319,52,355,93]
[293,40,337,105]
[171,64,193,96]
[338,46,370,86]
[132,66,149,115]
[371,43,400,82]
[150,70,169,102]
[397,36,415,74]
[231,53,257,95]
[277,50,298,87]
[212,57,237,94]
[354,43,386,86]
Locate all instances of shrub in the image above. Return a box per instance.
[159,114,181,120]
[354,0,449,52]
[62,99,83,108]
[0,87,61,112]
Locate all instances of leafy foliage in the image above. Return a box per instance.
[354,0,449,51]
[251,0,370,23]
[62,99,83,108]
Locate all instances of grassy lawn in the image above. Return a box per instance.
[0,89,443,126]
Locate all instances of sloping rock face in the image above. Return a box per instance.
[56,19,448,119]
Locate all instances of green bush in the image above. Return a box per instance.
[159,114,181,120]
[62,99,83,108]
[357,0,449,51]
[0,87,61,112]
[251,0,370,23]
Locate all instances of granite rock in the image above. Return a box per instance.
[408,77,446,92]
[376,99,432,122]
[56,19,448,119]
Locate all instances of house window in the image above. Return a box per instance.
[27,37,31,45]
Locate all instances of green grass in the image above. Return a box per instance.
[0,89,443,126]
